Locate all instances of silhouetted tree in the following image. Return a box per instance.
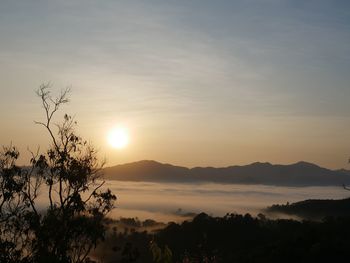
[0,145,29,262]
[150,241,172,263]
[0,84,116,263]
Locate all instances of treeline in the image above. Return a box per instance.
[95,213,350,262]
[266,197,350,220]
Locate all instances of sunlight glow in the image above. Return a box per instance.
[107,127,129,149]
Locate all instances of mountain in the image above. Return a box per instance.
[103,160,350,186]
[266,198,350,220]
[104,160,189,182]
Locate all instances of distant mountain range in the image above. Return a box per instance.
[103,160,350,187]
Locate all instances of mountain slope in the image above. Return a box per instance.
[104,160,190,182]
[266,198,350,219]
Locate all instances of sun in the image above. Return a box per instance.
[107,127,129,149]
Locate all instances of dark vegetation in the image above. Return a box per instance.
[92,218,164,262]
[93,212,350,263]
[266,197,350,220]
[0,85,116,263]
[104,160,350,186]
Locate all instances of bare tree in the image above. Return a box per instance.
[0,84,116,263]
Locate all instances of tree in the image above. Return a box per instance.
[0,145,29,262]
[0,84,116,263]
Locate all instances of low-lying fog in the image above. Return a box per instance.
[34,180,350,222]
[102,181,350,222]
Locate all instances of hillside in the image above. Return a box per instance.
[95,213,350,262]
[103,160,350,186]
[266,197,350,220]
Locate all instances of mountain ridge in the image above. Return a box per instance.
[103,160,350,186]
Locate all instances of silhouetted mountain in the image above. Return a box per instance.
[103,160,350,186]
[266,198,350,220]
[337,168,350,176]
[104,160,189,182]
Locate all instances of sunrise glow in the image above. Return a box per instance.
[107,127,129,149]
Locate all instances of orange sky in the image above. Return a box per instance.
[1,1,350,169]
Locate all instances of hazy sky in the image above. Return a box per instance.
[1,0,350,169]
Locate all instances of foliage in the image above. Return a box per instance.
[150,241,172,263]
[93,213,350,263]
[156,213,350,263]
[0,84,116,263]
[0,145,29,262]
[266,197,350,220]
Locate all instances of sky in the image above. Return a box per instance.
[0,0,350,169]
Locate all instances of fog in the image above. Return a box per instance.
[102,181,350,222]
[34,180,350,222]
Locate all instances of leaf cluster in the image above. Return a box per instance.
[0,84,116,263]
